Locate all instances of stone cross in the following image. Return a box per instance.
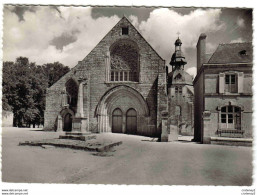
[177,31,180,38]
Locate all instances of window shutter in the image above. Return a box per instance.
[219,73,225,94]
[237,72,244,93]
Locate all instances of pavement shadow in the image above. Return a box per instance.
[178,140,201,144]
[141,138,159,142]
[29,129,45,132]
[178,140,194,143]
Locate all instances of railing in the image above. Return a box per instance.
[217,129,244,137]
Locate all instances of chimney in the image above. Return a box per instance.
[196,33,207,74]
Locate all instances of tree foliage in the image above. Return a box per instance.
[3,57,70,127]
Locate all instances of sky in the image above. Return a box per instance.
[3,5,252,77]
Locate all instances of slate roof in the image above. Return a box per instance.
[175,38,182,46]
[170,50,187,65]
[205,53,213,63]
[208,42,253,64]
[186,85,194,95]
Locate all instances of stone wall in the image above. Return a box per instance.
[204,69,252,95]
[168,85,194,136]
[44,17,166,137]
[193,72,204,142]
[204,96,252,138]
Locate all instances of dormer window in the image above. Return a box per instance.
[174,74,182,80]
[122,27,129,35]
[239,50,247,55]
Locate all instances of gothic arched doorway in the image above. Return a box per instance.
[96,85,150,134]
[63,113,72,132]
[126,108,137,134]
[112,108,122,133]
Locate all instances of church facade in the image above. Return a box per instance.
[44,17,168,137]
[44,16,252,144]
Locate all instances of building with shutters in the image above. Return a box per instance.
[44,16,167,137]
[193,33,253,143]
[167,38,194,136]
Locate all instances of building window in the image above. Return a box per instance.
[109,40,139,82]
[120,72,123,81]
[111,71,114,81]
[124,72,128,81]
[175,86,182,96]
[225,74,237,93]
[110,70,138,82]
[65,79,78,109]
[115,71,119,81]
[122,27,129,35]
[220,105,241,130]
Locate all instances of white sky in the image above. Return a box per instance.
[3,6,252,78]
[0,1,256,195]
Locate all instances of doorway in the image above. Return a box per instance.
[112,108,123,133]
[126,108,137,134]
[63,113,72,131]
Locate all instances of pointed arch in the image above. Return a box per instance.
[59,108,75,132]
[109,39,140,82]
[65,78,78,108]
[95,85,150,133]
[95,85,149,117]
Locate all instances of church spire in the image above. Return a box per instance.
[170,35,187,70]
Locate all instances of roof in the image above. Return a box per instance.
[186,85,194,95]
[170,38,187,66]
[205,53,212,63]
[170,50,187,65]
[208,42,253,64]
[175,38,182,46]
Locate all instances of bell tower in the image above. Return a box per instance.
[170,34,187,71]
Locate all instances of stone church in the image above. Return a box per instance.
[44,16,194,140]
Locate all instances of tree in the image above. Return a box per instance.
[2,57,70,127]
[42,62,70,87]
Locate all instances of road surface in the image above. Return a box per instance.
[1,127,253,185]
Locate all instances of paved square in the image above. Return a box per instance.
[2,127,252,185]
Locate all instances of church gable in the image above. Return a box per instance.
[48,16,165,91]
[106,17,164,61]
[80,16,165,71]
[44,16,167,135]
